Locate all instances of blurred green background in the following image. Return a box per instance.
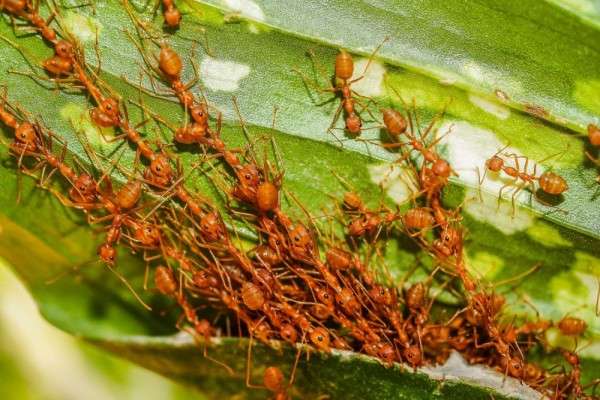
[0,260,202,400]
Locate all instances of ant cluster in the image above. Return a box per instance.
[0,1,597,399]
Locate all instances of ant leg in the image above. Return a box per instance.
[201,334,235,376]
[496,182,513,211]
[287,341,304,390]
[349,37,389,84]
[292,64,336,96]
[105,263,152,310]
[510,183,527,217]
[245,336,264,389]
[326,102,345,146]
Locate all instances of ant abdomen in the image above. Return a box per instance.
[335,50,354,81]
[539,171,568,195]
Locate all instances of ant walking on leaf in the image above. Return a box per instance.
[480,145,569,216]
[294,38,389,141]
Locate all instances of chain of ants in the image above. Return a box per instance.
[1,1,598,399]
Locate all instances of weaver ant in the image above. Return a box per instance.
[1,0,58,43]
[246,335,302,400]
[155,265,234,374]
[295,39,388,138]
[161,0,180,28]
[482,147,568,214]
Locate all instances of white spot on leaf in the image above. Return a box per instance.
[350,59,385,97]
[463,61,522,93]
[222,0,265,21]
[439,120,542,204]
[200,57,250,92]
[368,163,418,205]
[468,94,510,120]
[63,12,102,43]
[59,103,115,152]
[464,189,535,234]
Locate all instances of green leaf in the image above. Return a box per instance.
[0,0,599,398]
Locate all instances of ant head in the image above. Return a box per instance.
[290,223,312,247]
[97,243,116,264]
[348,217,367,237]
[192,270,212,289]
[55,40,74,59]
[486,156,504,172]
[403,345,422,367]
[190,103,208,124]
[15,122,36,143]
[315,286,334,306]
[588,124,600,146]
[370,285,393,306]
[505,356,524,379]
[337,288,360,313]
[432,158,451,178]
[309,327,330,351]
[74,174,96,195]
[199,212,224,242]
[150,155,172,177]
[100,98,120,117]
[378,344,396,363]
[238,163,260,186]
[135,224,161,246]
[440,226,461,248]
[163,7,182,28]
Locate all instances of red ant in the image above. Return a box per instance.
[161,0,181,28]
[550,349,599,399]
[295,39,388,138]
[124,5,200,112]
[1,0,57,43]
[482,147,568,214]
[586,124,600,183]
[557,316,587,337]
[155,265,234,374]
[246,335,302,400]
